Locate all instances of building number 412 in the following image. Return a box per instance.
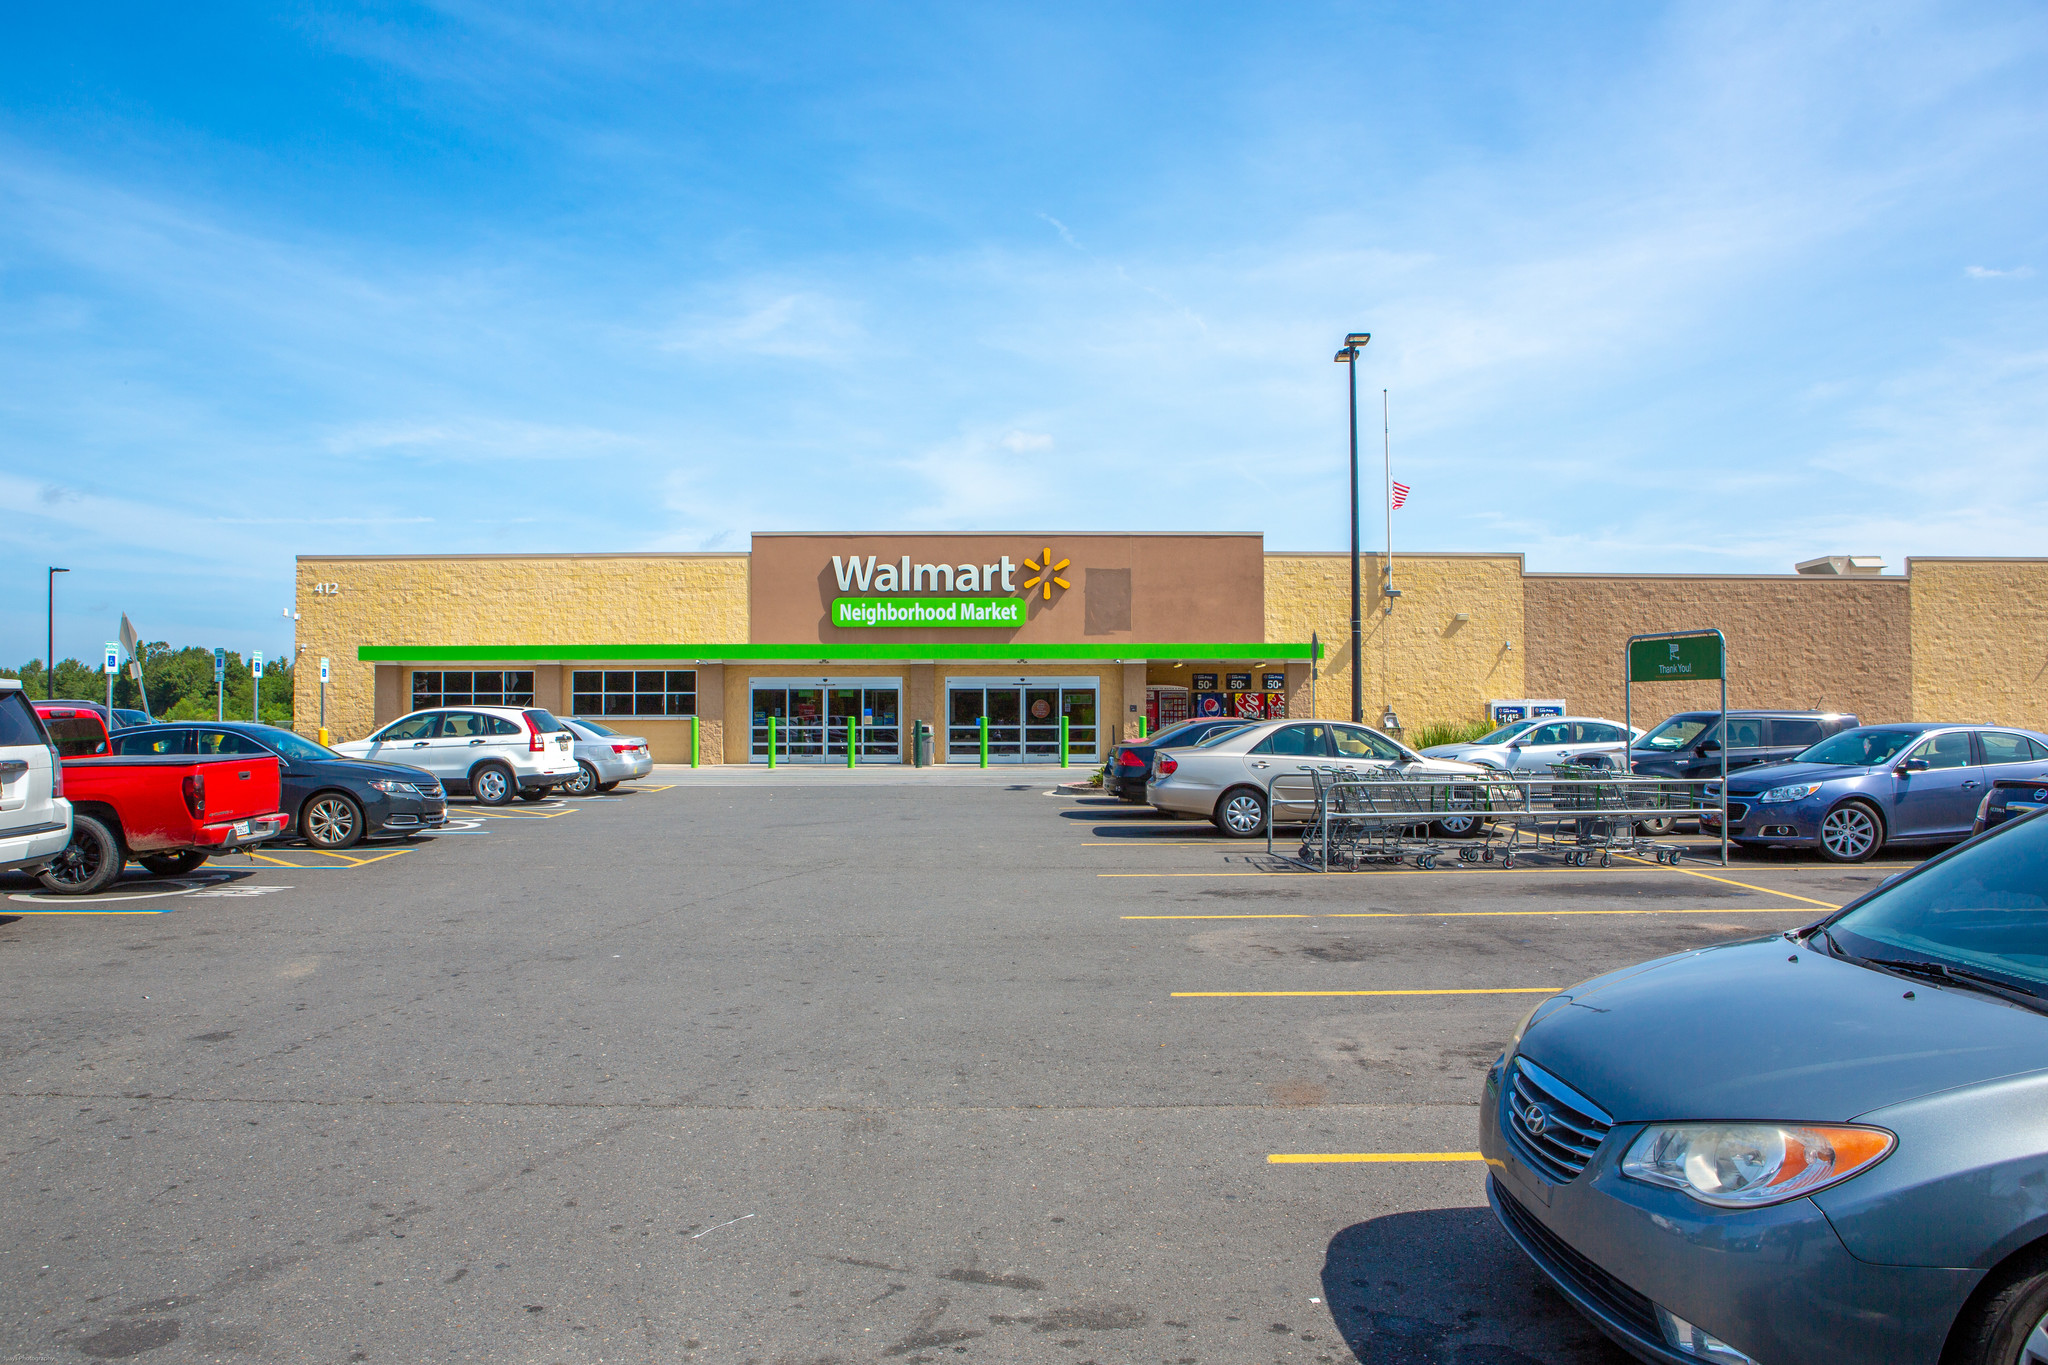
[311,582,341,595]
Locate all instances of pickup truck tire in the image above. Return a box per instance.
[139,850,208,876]
[302,793,365,849]
[37,814,122,895]
[471,763,516,806]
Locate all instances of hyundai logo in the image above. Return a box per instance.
[1522,1102,1550,1136]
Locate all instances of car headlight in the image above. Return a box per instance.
[367,778,419,795]
[1759,782,1824,804]
[1621,1123,1893,1207]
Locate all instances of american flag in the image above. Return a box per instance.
[1391,481,1411,509]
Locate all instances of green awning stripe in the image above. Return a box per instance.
[357,642,1320,663]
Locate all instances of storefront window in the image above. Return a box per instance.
[571,670,696,717]
[412,670,534,710]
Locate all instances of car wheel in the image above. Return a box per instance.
[472,763,516,806]
[1635,816,1676,836]
[302,793,365,849]
[138,850,208,876]
[1949,1249,2048,1365]
[1433,812,1482,838]
[595,782,620,792]
[1817,800,1883,863]
[562,761,599,796]
[1213,786,1268,838]
[36,814,122,895]
[517,788,547,802]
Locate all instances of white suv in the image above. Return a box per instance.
[0,679,73,875]
[334,706,579,805]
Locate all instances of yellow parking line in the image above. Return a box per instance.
[1268,1152,1485,1164]
[1172,987,1558,998]
[345,848,414,866]
[1619,856,1841,909]
[634,784,676,792]
[469,808,578,820]
[1122,906,1817,920]
[238,847,415,870]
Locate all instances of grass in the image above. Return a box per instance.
[1409,718,1500,749]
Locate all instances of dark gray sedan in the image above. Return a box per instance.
[1482,808,2048,1365]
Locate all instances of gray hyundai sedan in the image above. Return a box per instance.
[1482,808,2048,1365]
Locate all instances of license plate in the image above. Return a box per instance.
[233,820,251,836]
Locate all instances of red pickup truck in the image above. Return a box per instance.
[31,703,288,895]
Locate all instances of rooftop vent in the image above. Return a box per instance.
[1796,555,1886,577]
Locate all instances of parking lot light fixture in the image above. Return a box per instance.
[1334,332,1370,723]
[46,567,68,699]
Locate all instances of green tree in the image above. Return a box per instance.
[8,646,296,728]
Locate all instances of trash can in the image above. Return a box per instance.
[912,721,934,767]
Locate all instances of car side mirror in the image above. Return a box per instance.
[1898,757,1929,773]
[1507,739,1525,748]
[1697,740,1721,753]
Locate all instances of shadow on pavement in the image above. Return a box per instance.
[1319,1205,1632,1364]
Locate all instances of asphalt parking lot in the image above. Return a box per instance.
[0,771,1934,1363]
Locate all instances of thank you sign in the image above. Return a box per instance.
[1628,633,1724,683]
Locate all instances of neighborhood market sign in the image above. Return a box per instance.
[829,548,1069,629]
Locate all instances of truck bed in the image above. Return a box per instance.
[61,753,287,854]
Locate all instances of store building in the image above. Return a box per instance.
[294,536,2048,762]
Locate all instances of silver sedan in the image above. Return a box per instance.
[558,717,655,795]
[1146,719,1485,836]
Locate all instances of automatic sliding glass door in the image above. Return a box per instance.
[945,679,1100,763]
[751,678,902,762]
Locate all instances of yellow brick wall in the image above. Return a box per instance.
[293,555,748,742]
[1264,554,1526,732]
[1909,559,2048,727]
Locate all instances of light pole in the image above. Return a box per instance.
[46,567,69,700]
[1333,333,1370,722]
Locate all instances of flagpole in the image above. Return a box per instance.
[1383,390,1392,728]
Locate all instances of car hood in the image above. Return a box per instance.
[1419,743,1503,761]
[1517,936,2048,1123]
[1722,760,1871,791]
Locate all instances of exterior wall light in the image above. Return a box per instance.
[1453,613,1470,622]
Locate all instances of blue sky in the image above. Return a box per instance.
[4,1,2044,667]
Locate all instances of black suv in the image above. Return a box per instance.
[1628,709,1861,780]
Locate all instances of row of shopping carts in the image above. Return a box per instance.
[1270,763,1720,871]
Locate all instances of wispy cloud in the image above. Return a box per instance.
[1965,264,2034,279]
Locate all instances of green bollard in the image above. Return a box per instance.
[847,717,857,769]
[690,715,700,768]
[1138,716,1147,739]
[767,715,777,770]
[1059,715,1069,768]
[979,715,989,769]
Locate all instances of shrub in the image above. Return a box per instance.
[1409,718,1500,749]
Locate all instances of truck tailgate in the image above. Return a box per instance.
[62,754,284,852]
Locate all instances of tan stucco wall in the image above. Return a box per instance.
[1264,553,1526,730]
[294,554,748,742]
[1909,559,2048,727]
[1522,575,1911,726]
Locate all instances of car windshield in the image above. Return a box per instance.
[1796,729,1922,767]
[1474,722,1534,746]
[1636,716,1714,751]
[1826,813,2048,997]
[244,727,341,763]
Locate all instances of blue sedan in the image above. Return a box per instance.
[1484,808,2048,1365]
[1700,723,2048,862]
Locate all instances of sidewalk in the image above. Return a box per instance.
[644,762,1102,788]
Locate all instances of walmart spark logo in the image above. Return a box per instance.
[1022,546,1070,602]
